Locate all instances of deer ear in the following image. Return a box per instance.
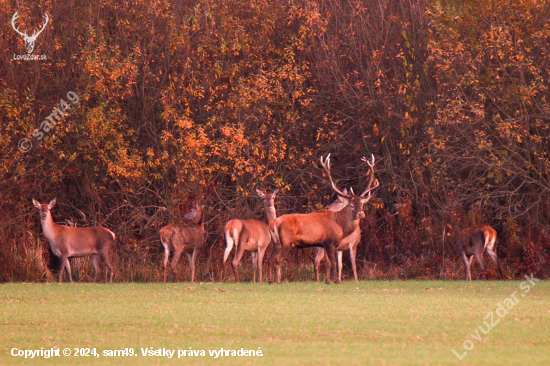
[255,188,265,198]
[337,195,349,205]
[272,188,280,197]
[48,198,57,209]
[32,199,41,209]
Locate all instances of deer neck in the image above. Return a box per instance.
[263,205,277,224]
[334,206,359,237]
[40,212,59,242]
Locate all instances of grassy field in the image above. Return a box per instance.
[1,280,549,366]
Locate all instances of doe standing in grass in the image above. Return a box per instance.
[222,188,279,282]
[32,198,115,283]
[457,225,503,280]
[159,204,206,283]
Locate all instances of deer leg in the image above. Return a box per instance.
[314,247,325,282]
[220,261,226,282]
[64,258,73,283]
[277,246,291,284]
[325,244,338,284]
[231,256,240,283]
[170,246,184,282]
[184,253,192,282]
[267,245,281,284]
[276,259,282,284]
[191,248,199,283]
[91,254,102,283]
[468,255,475,281]
[257,247,267,283]
[162,243,170,283]
[349,246,358,282]
[186,250,198,283]
[57,256,67,283]
[337,250,343,283]
[324,251,332,285]
[103,254,114,283]
[474,252,486,280]
[486,247,503,279]
[460,252,471,281]
[251,252,258,283]
[232,243,247,283]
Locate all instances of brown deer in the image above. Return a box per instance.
[223,189,279,282]
[457,225,503,280]
[268,154,378,284]
[159,204,206,282]
[32,198,115,283]
[313,191,362,282]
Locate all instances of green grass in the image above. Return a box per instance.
[1,280,549,365]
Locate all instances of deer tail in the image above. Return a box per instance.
[160,228,168,246]
[223,223,240,264]
[106,228,116,242]
[485,229,496,249]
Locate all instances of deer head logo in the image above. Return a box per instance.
[11,11,49,54]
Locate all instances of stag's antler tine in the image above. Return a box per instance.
[320,153,331,170]
[360,155,378,197]
[320,154,353,199]
[361,154,375,167]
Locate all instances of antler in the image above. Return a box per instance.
[320,153,379,199]
[359,154,379,197]
[11,12,27,38]
[30,13,49,39]
[319,154,355,199]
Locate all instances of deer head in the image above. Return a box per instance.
[32,198,56,220]
[319,154,379,220]
[183,203,206,224]
[255,188,279,209]
[12,11,49,54]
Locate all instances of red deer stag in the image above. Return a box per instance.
[313,190,362,282]
[268,154,378,284]
[159,204,206,282]
[32,198,115,283]
[223,189,279,282]
[457,225,503,280]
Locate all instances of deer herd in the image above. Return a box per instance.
[32,154,504,284]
